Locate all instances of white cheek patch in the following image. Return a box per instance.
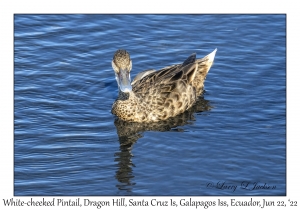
[129,60,132,71]
[112,60,119,73]
[115,73,120,87]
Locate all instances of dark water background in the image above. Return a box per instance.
[14,14,286,196]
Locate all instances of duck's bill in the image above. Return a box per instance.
[117,69,132,92]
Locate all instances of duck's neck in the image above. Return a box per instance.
[118,89,134,101]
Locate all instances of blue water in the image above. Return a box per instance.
[14,14,286,196]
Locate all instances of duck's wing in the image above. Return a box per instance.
[181,53,196,67]
[156,53,197,81]
[131,69,156,85]
[132,53,198,93]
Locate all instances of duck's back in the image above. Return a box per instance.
[131,54,203,121]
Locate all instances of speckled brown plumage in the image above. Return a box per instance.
[112,50,131,72]
[111,49,217,122]
[114,97,212,142]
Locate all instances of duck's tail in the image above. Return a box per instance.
[193,48,217,96]
[206,48,217,71]
[199,48,217,72]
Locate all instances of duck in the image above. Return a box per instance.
[111,49,217,122]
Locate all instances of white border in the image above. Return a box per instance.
[1,0,298,209]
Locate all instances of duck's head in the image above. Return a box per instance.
[112,49,132,93]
